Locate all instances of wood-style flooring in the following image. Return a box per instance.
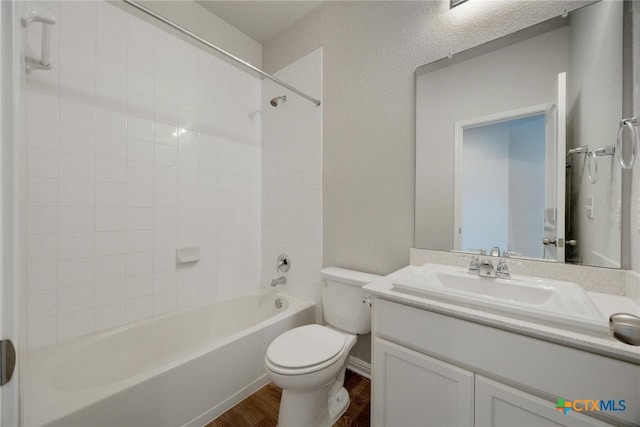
[208,370,371,427]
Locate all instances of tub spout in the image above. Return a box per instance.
[271,276,286,287]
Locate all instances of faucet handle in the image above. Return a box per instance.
[468,256,480,274]
[496,258,511,279]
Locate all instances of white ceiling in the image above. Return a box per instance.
[197,1,324,44]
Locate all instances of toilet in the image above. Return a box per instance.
[265,267,382,427]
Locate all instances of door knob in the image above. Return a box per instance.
[542,238,557,246]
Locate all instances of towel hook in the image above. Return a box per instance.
[616,117,638,169]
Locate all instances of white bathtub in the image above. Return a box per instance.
[23,290,315,427]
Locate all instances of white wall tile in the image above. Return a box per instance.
[58,258,94,287]
[24,0,264,348]
[127,138,154,163]
[95,278,126,306]
[97,58,127,89]
[28,262,58,292]
[153,290,176,315]
[27,90,58,123]
[127,185,154,207]
[58,285,94,314]
[94,255,126,281]
[58,232,94,260]
[27,317,58,349]
[28,290,58,321]
[126,252,154,277]
[59,152,94,181]
[126,230,154,253]
[59,44,96,80]
[126,296,152,322]
[28,177,58,206]
[95,231,126,256]
[58,206,94,233]
[96,157,126,183]
[28,207,58,235]
[95,108,127,136]
[27,119,59,150]
[126,274,153,299]
[58,309,94,341]
[59,125,95,155]
[96,132,127,160]
[59,180,94,206]
[97,30,126,65]
[94,301,126,331]
[95,207,126,232]
[96,182,126,207]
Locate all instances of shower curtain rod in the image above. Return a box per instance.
[122,0,321,107]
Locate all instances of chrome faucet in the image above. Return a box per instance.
[468,256,480,274]
[489,246,501,257]
[469,257,497,278]
[496,258,511,279]
[478,259,496,278]
[271,276,287,287]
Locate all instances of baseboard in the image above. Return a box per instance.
[347,356,371,379]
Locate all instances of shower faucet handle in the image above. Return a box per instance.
[276,253,290,272]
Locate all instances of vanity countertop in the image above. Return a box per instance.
[364,265,640,364]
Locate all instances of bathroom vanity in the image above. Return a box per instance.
[364,264,640,427]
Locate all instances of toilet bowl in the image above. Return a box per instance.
[265,267,382,427]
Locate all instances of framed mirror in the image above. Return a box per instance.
[415,0,631,268]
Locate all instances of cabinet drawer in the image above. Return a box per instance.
[475,376,613,427]
[373,298,640,426]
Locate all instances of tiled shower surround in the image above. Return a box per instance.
[24,1,264,348]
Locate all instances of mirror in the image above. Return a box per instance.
[415,0,630,268]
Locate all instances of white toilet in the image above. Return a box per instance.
[265,267,381,427]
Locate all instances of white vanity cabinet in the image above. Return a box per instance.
[371,298,639,427]
[374,338,474,426]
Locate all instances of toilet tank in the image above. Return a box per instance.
[320,267,382,334]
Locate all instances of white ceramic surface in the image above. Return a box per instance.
[23,290,315,427]
[393,263,604,333]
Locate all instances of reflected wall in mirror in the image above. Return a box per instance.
[415,0,628,268]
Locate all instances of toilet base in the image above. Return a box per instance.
[277,384,350,427]
[328,387,350,424]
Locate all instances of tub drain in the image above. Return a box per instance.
[275,298,283,309]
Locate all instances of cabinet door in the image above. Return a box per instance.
[475,376,613,427]
[372,338,474,427]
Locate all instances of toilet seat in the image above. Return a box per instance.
[266,325,346,375]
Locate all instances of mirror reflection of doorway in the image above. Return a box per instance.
[456,113,546,259]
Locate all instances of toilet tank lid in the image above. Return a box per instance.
[320,267,382,287]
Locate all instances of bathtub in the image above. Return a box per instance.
[23,290,315,427]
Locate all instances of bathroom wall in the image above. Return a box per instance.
[23,1,262,349]
[261,49,323,304]
[567,0,623,268]
[263,0,581,276]
[111,0,262,68]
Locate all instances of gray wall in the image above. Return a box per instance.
[567,0,623,268]
[112,0,262,67]
[263,1,579,276]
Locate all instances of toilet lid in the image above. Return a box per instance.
[266,325,346,369]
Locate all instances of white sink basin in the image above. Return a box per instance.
[393,263,605,332]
